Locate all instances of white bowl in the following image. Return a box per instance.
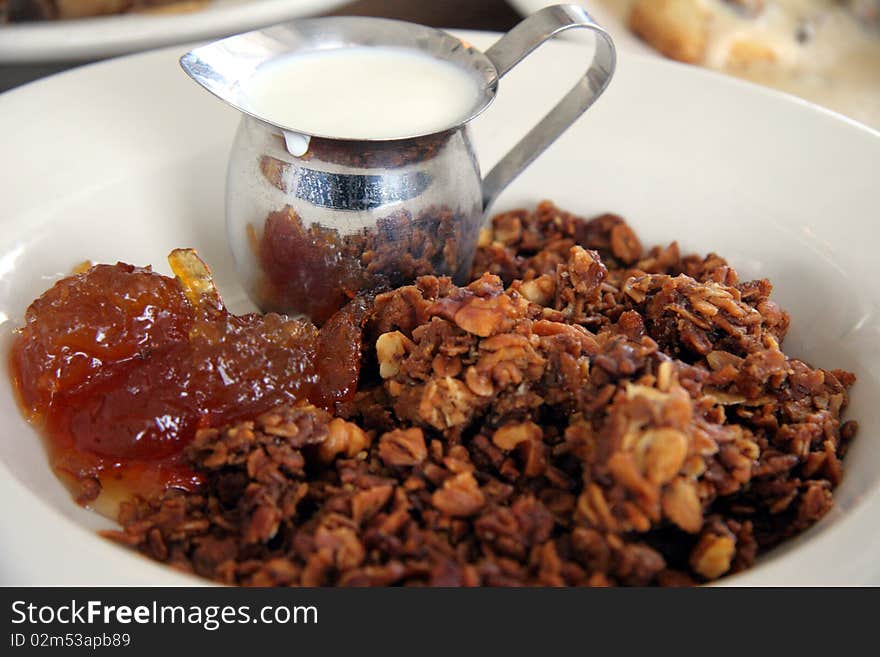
[0,32,877,585]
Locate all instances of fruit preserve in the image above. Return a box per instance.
[9,250,360,512]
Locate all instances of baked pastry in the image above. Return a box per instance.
[626,0,880,127]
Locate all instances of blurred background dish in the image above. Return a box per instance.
[510,0,880,129]
[1,1,213,22]
[0,0,351,63]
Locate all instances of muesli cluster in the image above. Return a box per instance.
[105,201,857,586]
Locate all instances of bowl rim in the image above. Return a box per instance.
[1,33,878,586]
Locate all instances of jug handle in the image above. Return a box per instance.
[480,4,616,211]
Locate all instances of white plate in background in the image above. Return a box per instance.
[0,31,878,585]
[0,0,349,63]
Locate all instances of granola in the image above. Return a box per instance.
[94,201,857,585]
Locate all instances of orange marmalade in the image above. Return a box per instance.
[9,250,360,512]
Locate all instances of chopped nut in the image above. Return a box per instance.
[690,532,736,580]
[464,366,494,397]
[432,354,462,377]
[656,360,673,392]
[576,483,618,532]
[662,478,703,533]
[454,296,508,337]
[518,275,556,306]
[317,418,371,463]
[493,213,522,244]
[314,524,366,571]
[417,377,478,430]
[638,428,688,484]
[378,428,427,467]
[610,222,643,264]
[492,421,542,450]
[351,485,394,524]
[432,472,485,517]
[376,331,412,379]
[625,382,670,403]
